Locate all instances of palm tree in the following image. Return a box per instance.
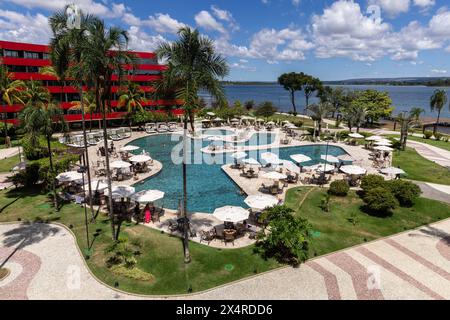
[79,18,136,240]
[398,109,422,150]
[156,27,229,263]
[49,7,97,220]
[430,89,448,136]
[0,64,24,147]
[71,90,97,132]
[118,82,146,129]
[19,80,64,209]
[307,102,332,135]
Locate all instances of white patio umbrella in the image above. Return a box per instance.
[129,155,152,163]
[242,158,261,166]
[231,151,247,159]
[282,160,300,174]
[84,180,108,192]
[56,171,83,182]
[374,146,394,152]
[321,154,340,163]
[120,145,139,152]
[348,132,364,139]
[266,121,275,125]
[340,165,366,175]
[201,119,211,122]
[206,112,215,116]
[104,185,135,199]
[260,152,283,165]
[213,117,223,121]
[261,171,287,180]
[244,195,278,210]
[231,118,239,122]
[374,140,393,146]
[290,154,312,163]
[213,206,249,223]
[110,160,132,169]
[306,163,335,172]
[131,189,165,203]
[380,167,405,175]
[207,135,224,141]
[365,135,383,141]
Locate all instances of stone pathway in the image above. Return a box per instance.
[0,147,22,160]
[1,219,449,300]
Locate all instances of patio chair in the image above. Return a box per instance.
[199,230,215,245]
[223,231,236,246]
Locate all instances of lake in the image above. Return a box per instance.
[200,84,450,120]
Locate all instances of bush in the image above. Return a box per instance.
[11,163,40,187]
[255,205,311,266]
[360,174,386,193]
[363,187,398,215]
[434,132,442,141]
[387,180,422,207]
[328,180,350,196]
[424,131,433,139]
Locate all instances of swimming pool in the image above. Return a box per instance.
[130,133,350,213]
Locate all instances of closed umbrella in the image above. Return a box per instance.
[261,171,287,180]
[110,160,132,169]
[340,165,366,175]
[104,185,135,199]
[56,171,83,182]
[244,195,278,210]
[120,145,139,152]
[132,189,164,203]
[213,206,249,223]
[321,154,340,163]
[290,154,311,163]
[129,155,152,163]
[380,167,405,175]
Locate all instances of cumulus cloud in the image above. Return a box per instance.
[194,10,227,34]
[0,9,51,44]
[413,0,435,8]
[126,26,167,52]
[431,69,447,74]
[211,5,239,31]
[369,0,410,17]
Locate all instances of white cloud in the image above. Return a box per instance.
[369,0,410,17]
[292,0,301,6]
[413,0,435,8]
[194,10,227,34]
[0,9,51,44]
[127,25,167,52]
[428,8,450,37]
[145,13,185,34]
[431,69,447,74]
[211,5,239,31]
[231,62,256,72]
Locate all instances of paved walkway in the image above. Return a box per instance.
[1,219,449,300]
[0,147,22,160]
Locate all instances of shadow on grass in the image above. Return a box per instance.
[359,205,393,218]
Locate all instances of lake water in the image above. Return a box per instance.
[200,84,450,120]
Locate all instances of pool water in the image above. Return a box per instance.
[130,133,349,213]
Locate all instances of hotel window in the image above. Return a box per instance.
[7,65,26,72]
[139,58,158,65]
[4,50,20,58]
[26,66,39,73]
[42,53,50,60]
[24,51,40,59]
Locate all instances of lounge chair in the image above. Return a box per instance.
[145,123,156,133]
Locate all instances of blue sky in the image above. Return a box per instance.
[1,0,450,81]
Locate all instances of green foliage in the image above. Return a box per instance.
[255,101,278,118]
[434,132,442,141]
[386,180,422,207]
[255,205,312,266]
[361,174,386,193]
[10,162,40,187]
[320,193,331,212]
[363,187,398,215]
[328,180,350,196]
[424,130,433,139]
[350,89,393,123]
[130,110,177,125]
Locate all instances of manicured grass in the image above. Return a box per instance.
[0,154,20,173]
[0,187,280,295]
[392,147,450,185]
[405,135,450,152]
[285,187,450,257]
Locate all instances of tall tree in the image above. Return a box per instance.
[118,81,146,129]
[303,75,323,113]
[307,102,332,135]
[79,18,136,240]
[19,81,65,209]
[397,109,422,151]
[156,27,229,263]
[70,90,97,132]
[430,89,448,136]
[278,72,303,114]
[319,86,345,119]
[0,64,24,147]
[351,90,393,125]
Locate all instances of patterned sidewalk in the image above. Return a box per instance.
[0,219,449,300]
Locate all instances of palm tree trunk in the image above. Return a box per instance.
[89,111,93,132]
[79,84,95,221]
[434,110,441,136]
[182,114,191,263]
[46,134,58,210]
[290,90,297,114]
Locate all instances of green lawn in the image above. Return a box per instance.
[0,187,280,295]
[405,135,450,152]
[285,187,450,257]
[0,154,20,173]
[392,147,450,185]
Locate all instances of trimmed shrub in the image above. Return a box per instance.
[328,180,350,196]
[387,180,422,207]
[434,132,442,141]
[363,187,398,215]
[360,174,386,193]
[424,130,433,139]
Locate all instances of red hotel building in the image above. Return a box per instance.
[0,40,183,126]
